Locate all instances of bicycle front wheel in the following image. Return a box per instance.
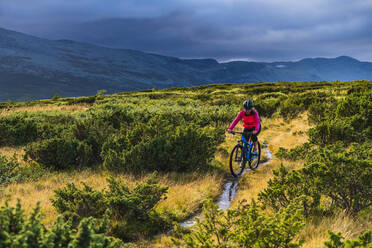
[229,144,246,177]
[248,141,261,170]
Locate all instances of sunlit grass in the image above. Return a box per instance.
[0,103,90,115]
[0,146,25,158]
[156,170,224,221]
[1,169,111,226]
[1,167,224,228]
[299,210,372,248]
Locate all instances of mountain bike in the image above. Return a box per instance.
[229,131,261,177]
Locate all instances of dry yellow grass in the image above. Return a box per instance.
[0,146,25,158]
[156,171,224,220]
[1,169,111,226]
[0,146,27,165]
[261,113,310,153]
[299,211,372,248]
[0,104,90,115]
[1,168,223,227]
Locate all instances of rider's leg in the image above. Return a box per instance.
[252,125,261,152]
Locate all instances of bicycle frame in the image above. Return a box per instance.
[229,130,261,176]
[239,134,258,162]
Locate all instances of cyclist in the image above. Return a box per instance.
[227,99,261,151]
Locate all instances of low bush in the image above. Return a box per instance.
[308,88,371,145]
[104,125,224,172]
[276,142,313,161]
[0,111,75,146]
[172,199,304,247]
[265,143,371,215]
[52,174,169,241]
[255,97,281,117]
[324,230,371,248]
[279,91,330,119]
[0,115,38,145]
[25,136,94,169]
[0,200,125,248]
[308,119,359,146]
[305,143,371,214]
[308,97,337,124]
[258,164,321,216]
[0,155,21,185]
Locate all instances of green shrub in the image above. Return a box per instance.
[308,98,337,124]
[0,154,47,186]
[258,164,321,216]
[25,136,94,169]
[279,91,330,119]
[269,143,371,215]
[308,119,358,146]
[276,143,313,161]
[0,111,75,146]
[324,230,371,248]
[0,115,38,145]
[0,200,125,248]
[172,199,304,247]
[52,174,169,241]
[64,96,96,105]
[308,88,371,145]
[305,143,372,214]
[52,183,107,225]
[255,97,281,117]
[0,155,21,185]
[115,125,224,172]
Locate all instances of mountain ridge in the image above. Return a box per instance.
[1,27,372,101]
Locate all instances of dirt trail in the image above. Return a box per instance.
[180,149,273,227]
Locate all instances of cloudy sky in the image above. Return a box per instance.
[1,0,372,62]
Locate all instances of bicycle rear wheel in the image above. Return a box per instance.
[229,144,246,177]
[248,141,261,170]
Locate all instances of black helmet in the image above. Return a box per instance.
[243,99,254,110]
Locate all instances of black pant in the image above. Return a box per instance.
[243,125,261,142]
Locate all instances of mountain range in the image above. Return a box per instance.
[1,27,372,102]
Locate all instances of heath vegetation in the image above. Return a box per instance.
[0,80,370,247]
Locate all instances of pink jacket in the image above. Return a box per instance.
[228,110,261,132]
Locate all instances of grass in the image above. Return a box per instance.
[0,167,224,227]
[0,146,25,158]
[299,210,372,248]
[1,168,111,226]
[156,170,224,221]
[0,103,90,115]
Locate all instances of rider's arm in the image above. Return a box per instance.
[228,110,244,130]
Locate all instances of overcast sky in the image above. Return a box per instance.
[1,0,372,62]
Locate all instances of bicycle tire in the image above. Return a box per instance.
[248,141,261,170]
[229,144,246,177]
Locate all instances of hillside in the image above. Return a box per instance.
[0,80,371,247]
[2,27,372,101]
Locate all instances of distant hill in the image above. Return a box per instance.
[1,27,372,101]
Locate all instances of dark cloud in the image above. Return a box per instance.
[0,0,372,61]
